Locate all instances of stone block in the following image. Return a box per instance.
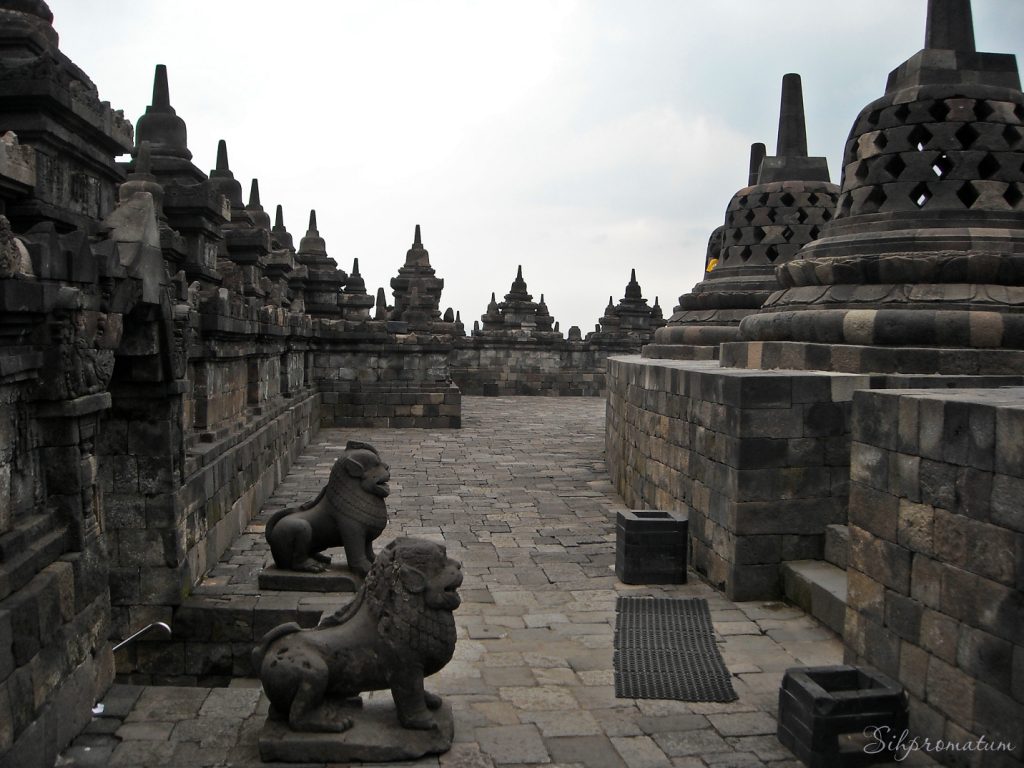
[896,397,920,454]
[884,590,923,643]
[926,655,975,726]
[956,625,1014,695]
[941,400,972,466]
[898,641,929,700]
[919,459,956,510]
[920,609,959,664]
[850,443,889,491]
[954,467,992,522]
[849,483,899,542]
[803,402,847,438]
[991,474,1024,532]
[847,568,885,622]
[257,564,360,593]
[258,700,454,762]
[970,682,1024,761]
[847,526,911,593]
[934,509,1016,585]
[910,555,943,609]
[896,499,934,555]
[994,406,1024,476]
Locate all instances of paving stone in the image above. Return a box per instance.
[707,711,777,737]
[545,735,627,768]
[609,735,672,768]
[474,724,550,764]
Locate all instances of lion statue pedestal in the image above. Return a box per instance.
[254,537,463,763]
[258,440,391,594]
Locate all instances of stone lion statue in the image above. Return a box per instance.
[253,537,463,732]
[265,441,389,576]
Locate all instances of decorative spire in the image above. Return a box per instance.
[308,210,318,234]
[748,143,766,186]
[925,0,975,52]
[344,258,367,295]
[270,204,293,251]
[215,139,229,172]
[135,64,193,164]
[776,73,808,158]
[375,287,388,320]
[624,268,642,300]
[152,64,171,110]
[248,179,261,208]
[403,224,431,268]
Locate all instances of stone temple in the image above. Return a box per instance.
[1,0,1022,766]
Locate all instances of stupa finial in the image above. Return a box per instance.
[925,0,975,52]
[216,139,229,171]
[414,224,422,246]
[748,143,766,186]
[275,204,284,229]
[308,209,318,232]
[152,64,170,110]
[776,73,808,158]
[248,179,260,208]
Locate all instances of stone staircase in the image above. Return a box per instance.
[780,524,848,636]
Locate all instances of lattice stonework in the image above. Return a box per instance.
[837,96,1024,217]
[719,181,840,268]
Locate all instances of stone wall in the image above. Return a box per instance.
[606,356,856,600]
[845,388,1024,764]
[450,340,627,397]
[313,338,460,427]
[605,355,1024,601]
[0,387,116,768]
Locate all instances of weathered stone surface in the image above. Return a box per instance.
[258,699,454,762]
[256,563,359,593]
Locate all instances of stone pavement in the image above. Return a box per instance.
[58,397,933,768]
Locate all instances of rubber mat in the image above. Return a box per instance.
[613,596,738,702]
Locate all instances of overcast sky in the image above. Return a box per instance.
[46,1,1024,332]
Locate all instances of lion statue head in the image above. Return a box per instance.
[331,440,391,498]
[361,538,463,665]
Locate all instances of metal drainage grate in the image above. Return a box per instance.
[614,596,738,702]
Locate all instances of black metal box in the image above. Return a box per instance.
[615,509,688,584]
[777,665,908,768]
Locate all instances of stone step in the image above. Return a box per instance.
[824,524,849,570]
[0,524,67,601]
[116,591,336,683]
[781,560,847,637]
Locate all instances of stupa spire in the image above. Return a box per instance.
[275,204,284,229]
[925,0,975,52]
[152,64,171,110]
[748,143,766,186]
[414,224,422,246]
[308,210,318,233]
[248,178,260,208]
[215,139,229,172]
[776,73,808,158]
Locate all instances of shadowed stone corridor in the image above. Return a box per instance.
[60,397,932,768]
